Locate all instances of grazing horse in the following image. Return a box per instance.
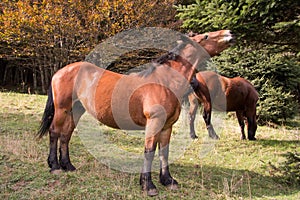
[37,30,235,196]
[188,71,259,140]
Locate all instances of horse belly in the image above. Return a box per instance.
[94,77,147,130]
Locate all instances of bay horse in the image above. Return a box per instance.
[37,30,235,196]
[188,71,259,140]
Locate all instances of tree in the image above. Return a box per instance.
[176,0,300,124]
[0,0,178,93]
[176,0,300,51]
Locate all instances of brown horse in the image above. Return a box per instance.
[187,30,237,139]
[189,71,259,140]
[37,30,235,196]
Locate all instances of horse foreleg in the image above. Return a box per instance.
[159,128,178,190]
[140,136,158,196]
[140,105,168,196]
[236,111,246,140]
[188,94,199,139]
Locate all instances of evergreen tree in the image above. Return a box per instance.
[176,0,300,124]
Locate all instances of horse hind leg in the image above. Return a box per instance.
[60,101,85,171]
[247,115,257,140]
[236,111,246,140]
[50,105,84,172]
[48,131,60,172]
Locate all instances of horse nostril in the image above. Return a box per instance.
[229,38,236,44]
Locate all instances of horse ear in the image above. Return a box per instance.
[190,34,204,43]
[187,31,197,37]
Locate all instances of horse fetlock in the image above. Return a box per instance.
[247,131,257,140]
[190,131,198,139]
[248,136,257,141]
[48,156,60,170]
[241,134,246,140]
[207,127,219,139]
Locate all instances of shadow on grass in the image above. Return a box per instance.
[171,162,299,199]
[257,139,299,149]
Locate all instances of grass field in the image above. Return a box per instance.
[0,91,299,199]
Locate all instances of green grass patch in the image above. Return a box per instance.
[0,92,299,199]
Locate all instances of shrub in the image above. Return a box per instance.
[269,152,300,186]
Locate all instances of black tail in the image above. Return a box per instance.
[37,85,54,138]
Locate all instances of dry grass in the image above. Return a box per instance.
[0,92,299,199]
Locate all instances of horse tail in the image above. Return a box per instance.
[37,85,54,138]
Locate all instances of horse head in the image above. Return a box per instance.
[151,36,210,83]
[190,30,235,56]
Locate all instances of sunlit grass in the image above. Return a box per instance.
[0,92,299,199]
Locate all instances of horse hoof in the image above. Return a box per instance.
[209,135,220,140]
[249,137,257,141]
[50,169,63,175]
[145,188,158,196]
[191,135,198,140]
[61,163,76,171]
[167,183,179,190]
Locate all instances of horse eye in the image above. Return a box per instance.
[204,35,209,40]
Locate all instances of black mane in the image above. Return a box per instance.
[153,52,177,64]
[137,39,190,78]
[137,52,178,77]
[137,64,157,77]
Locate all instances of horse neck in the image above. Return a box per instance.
[151,60,195,100]
[168,56,196,83]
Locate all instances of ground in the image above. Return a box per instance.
[0,92,299,199]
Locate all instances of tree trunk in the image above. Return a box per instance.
[32,66,37,93]
[39,64,46,94]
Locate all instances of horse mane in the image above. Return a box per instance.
[137,38,190,78]
[154,52,177,64]
[137,64,157,77]
[137,52,178,78]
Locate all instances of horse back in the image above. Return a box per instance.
[197,71,258,111]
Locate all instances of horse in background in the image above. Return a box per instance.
[189,71,259,140]
[37,30,235,196]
